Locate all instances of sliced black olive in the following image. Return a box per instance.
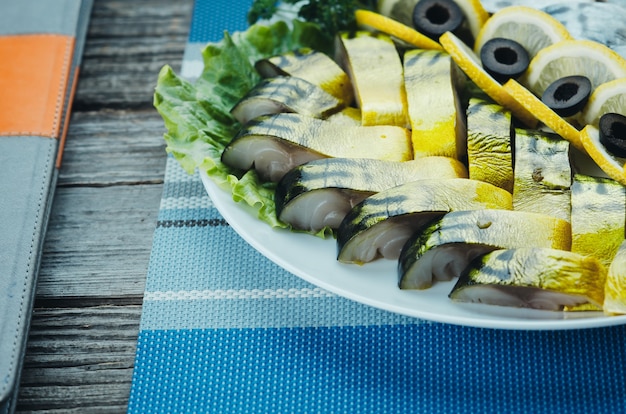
[541,75,592,118]
[480,38,530,84]
[599,113,626,158]
[412,0,464,40]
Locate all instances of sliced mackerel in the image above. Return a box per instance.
[335,32,408,127]
[255,48,354,105]
[221,113,412,182]
[398,209,571,290]
[230,76,344,125]
[275,157,468,232]
[336,178,513,264]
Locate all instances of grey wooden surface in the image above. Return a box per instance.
[16,1,193,412]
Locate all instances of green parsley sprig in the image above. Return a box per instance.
[248,0,377,42]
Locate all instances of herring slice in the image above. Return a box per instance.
[335,31,408,127]
[571,174,626,268]
[336,178,513,264]
[404,49,466,160]
[449,247,607,311]
[398,209,571,290]
[275,157,468,232]
[230,76,344,124]
[604,241,626,316]
[512,128,572,222]
[221,113,412,182]
[255,48,354,105]
[466,98,513,193]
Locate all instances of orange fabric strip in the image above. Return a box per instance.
[0,34,75,138]
[56,66,80,168]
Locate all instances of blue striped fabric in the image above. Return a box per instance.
[128,1,626,412]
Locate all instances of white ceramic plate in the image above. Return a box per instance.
[201,172,626,330]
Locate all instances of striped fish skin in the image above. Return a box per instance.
[336,178,513,264]
[275,157,468,231]
[377,0,418,27]
[404,49,467,160]
[398,209,572,290]
[466,98,513,193]
[604,240,626,315]
[479,0,594,13]
[542,2,626,55]
[255,48,354,105]
[449,248,606,311]
[230,76,344,125]
[570,174,626,268]
[513,128,572,222]
[221,113,412,182]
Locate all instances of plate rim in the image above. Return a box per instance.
[201,171,626,331]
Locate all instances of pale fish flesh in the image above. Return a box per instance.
[221,113,412,182]
[230,76,344,125]
[275,157,468,232]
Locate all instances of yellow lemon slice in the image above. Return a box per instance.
[502,79,583,151]
[580,78,626,128]
[604,240,626,316]
[474,6,572,59]
[579,124,626,186]
[454,0,491,42]
[439,31,538,127]
[522,39,626,96]
[355,9,443,50]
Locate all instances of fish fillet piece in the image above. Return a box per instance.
[221,113,412,182]
[398,209,571,289]
[230,76,344,124]
[255,48,354,105]
[604,241,626,316]
[512,128,572,222]
[449,247,606,311]
[571,174,626,268]
[336,178,513,264]
[335,31,408,127]
[404,49,466,160]
[276,157,468,232]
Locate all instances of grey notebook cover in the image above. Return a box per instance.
[0,0,93,412]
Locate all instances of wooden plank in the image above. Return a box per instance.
[75,0,193,110]
[37,184,163,300]
[17,0,194,411]
[17,306,142,413]
[58,109,168,186]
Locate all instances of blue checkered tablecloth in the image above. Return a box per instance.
[128,1,626,412]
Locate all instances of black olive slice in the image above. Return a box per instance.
[412,0,464,40]
[541,75,592,118]
[480,38,530,84]
[599,113,626,158]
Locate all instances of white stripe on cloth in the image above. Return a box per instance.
[144,287,336,301]
[160,196,213,210]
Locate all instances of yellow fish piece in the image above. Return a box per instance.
[404,49,466,160]
[604,241,626,316]
[336,32,408,127]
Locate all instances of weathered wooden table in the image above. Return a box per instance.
[16,1,192,411]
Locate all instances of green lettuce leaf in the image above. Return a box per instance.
[154,20,328,230]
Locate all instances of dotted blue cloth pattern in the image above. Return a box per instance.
[128,1,626,412]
